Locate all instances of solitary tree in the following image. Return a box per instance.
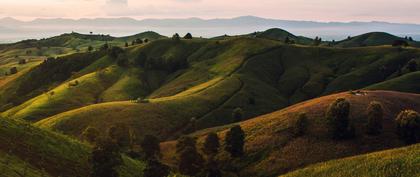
[232,108,244,122]
[203,132,220,156]
[293,113,309,137]
[326,98,354,139]
[90,138,122,177]
[143,159,170,177]
[82,126,100,143]
[184,33,193,39]
[366,101,384,135]
[88,45,94,52]
[395,110,420,144]
[125,42,129,47]
[172,33,181,41]
[225,125,245,157]
[140,135,160,160]
[178,146,204,176]
[407,59,418,72]
[9,67,18,75]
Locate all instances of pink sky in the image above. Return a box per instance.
[1,0,420,23]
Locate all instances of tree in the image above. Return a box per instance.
[108,123,132,150]
[135,38,143,44]
[293,113,309,137]
[90,138,122,177]
[284,37,291,44]
[88,45,94,52]
[326,98,354,139]
[9,67,18,75]
[313,36,322,46]
[178,146,204,176]
[225,125,245,157]
[203,132,220,156]
[407,59,418,72]
[232,108,243,122]
[395,110,420,144]
[408,37,414,41]
[184,33,193,39]
[172,33,181,41]
[366,101,383,135]
[82,126,100,143]
[125,42,129,47]
[140,135,160,160]
[143,159,170,177]
[144,38,149,43]
[176,136,196,153]
[18,59,26,64]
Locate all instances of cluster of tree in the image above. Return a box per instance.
[176,125,245,176]
[284,37,295,44]
[172,33,193,41]
[325,98,419,144]
[131,38,148,46]
[404,36,414,42]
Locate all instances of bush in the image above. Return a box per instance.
[184,33,193,39]
[232,108,243,122]
[90,138,122,177]
[366,101,383,135]
[407,59,418,72]
[172,33,181,41]
[293,113,308,137]
[395,110,420,144]
[203,132,220,156]
[225,125,245,157]
[9,67,18,75]
[326,98,354,139]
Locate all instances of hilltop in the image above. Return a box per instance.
[336,32,420,47]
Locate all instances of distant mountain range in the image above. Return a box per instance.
[1,16,420,43]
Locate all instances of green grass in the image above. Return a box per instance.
[282,143,420,177]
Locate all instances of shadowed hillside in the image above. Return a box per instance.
[336,32,420,48]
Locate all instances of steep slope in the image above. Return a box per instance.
[282,143,420,177]
[161,90,420,177]
[0,118,144,177]
[336,32,420,47]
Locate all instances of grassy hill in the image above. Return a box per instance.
[256,28,314,45]
[160,90,420,176]
[282,143,420,177]
[0,118,144,177]
[336,32,420,48]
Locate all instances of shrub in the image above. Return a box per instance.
[178,146,204,176]
[225,125,245,157]
[141,135,160,160]
[407,59,418,72]
[232,108,243,122]
[9,67,18,75]
[82,126,99,143]
[395,110,420,144]
[293,113,309,137]
[326,98,354,139]
[88,45,93,52]
[172,33,181,41]
[203,132,220,156]
[366,101,384,135]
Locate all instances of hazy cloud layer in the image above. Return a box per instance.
[0,0,419,23]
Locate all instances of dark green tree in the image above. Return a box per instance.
[140,135,160,160]
[108,123,132,150]
[88,45,94,52]
[172,33,181,41]
[125,42,129,47]
[143,159,170,177]
[293,113,309,137]
[90,138,122,177]
[178,146,204,176]
[326,98,354,139]
[184,33,193,39]
[395,110,420,144]
[232,108,243,122]
[203,132,220,156]
[366,101,383,135]
[225,125,245,157]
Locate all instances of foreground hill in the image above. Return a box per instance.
[0,118,144,177]
[282,143,420,177]
[161,90,420,176]
[336,32,420,48]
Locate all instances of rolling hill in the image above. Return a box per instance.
[336,32,420,48]
[160,90,420,176]
[282,143,420,177]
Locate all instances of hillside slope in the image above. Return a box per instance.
[336,32,420,47]
[282,143,420,177]
[161,90,420,176]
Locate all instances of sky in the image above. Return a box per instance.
[0,0,419,23]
